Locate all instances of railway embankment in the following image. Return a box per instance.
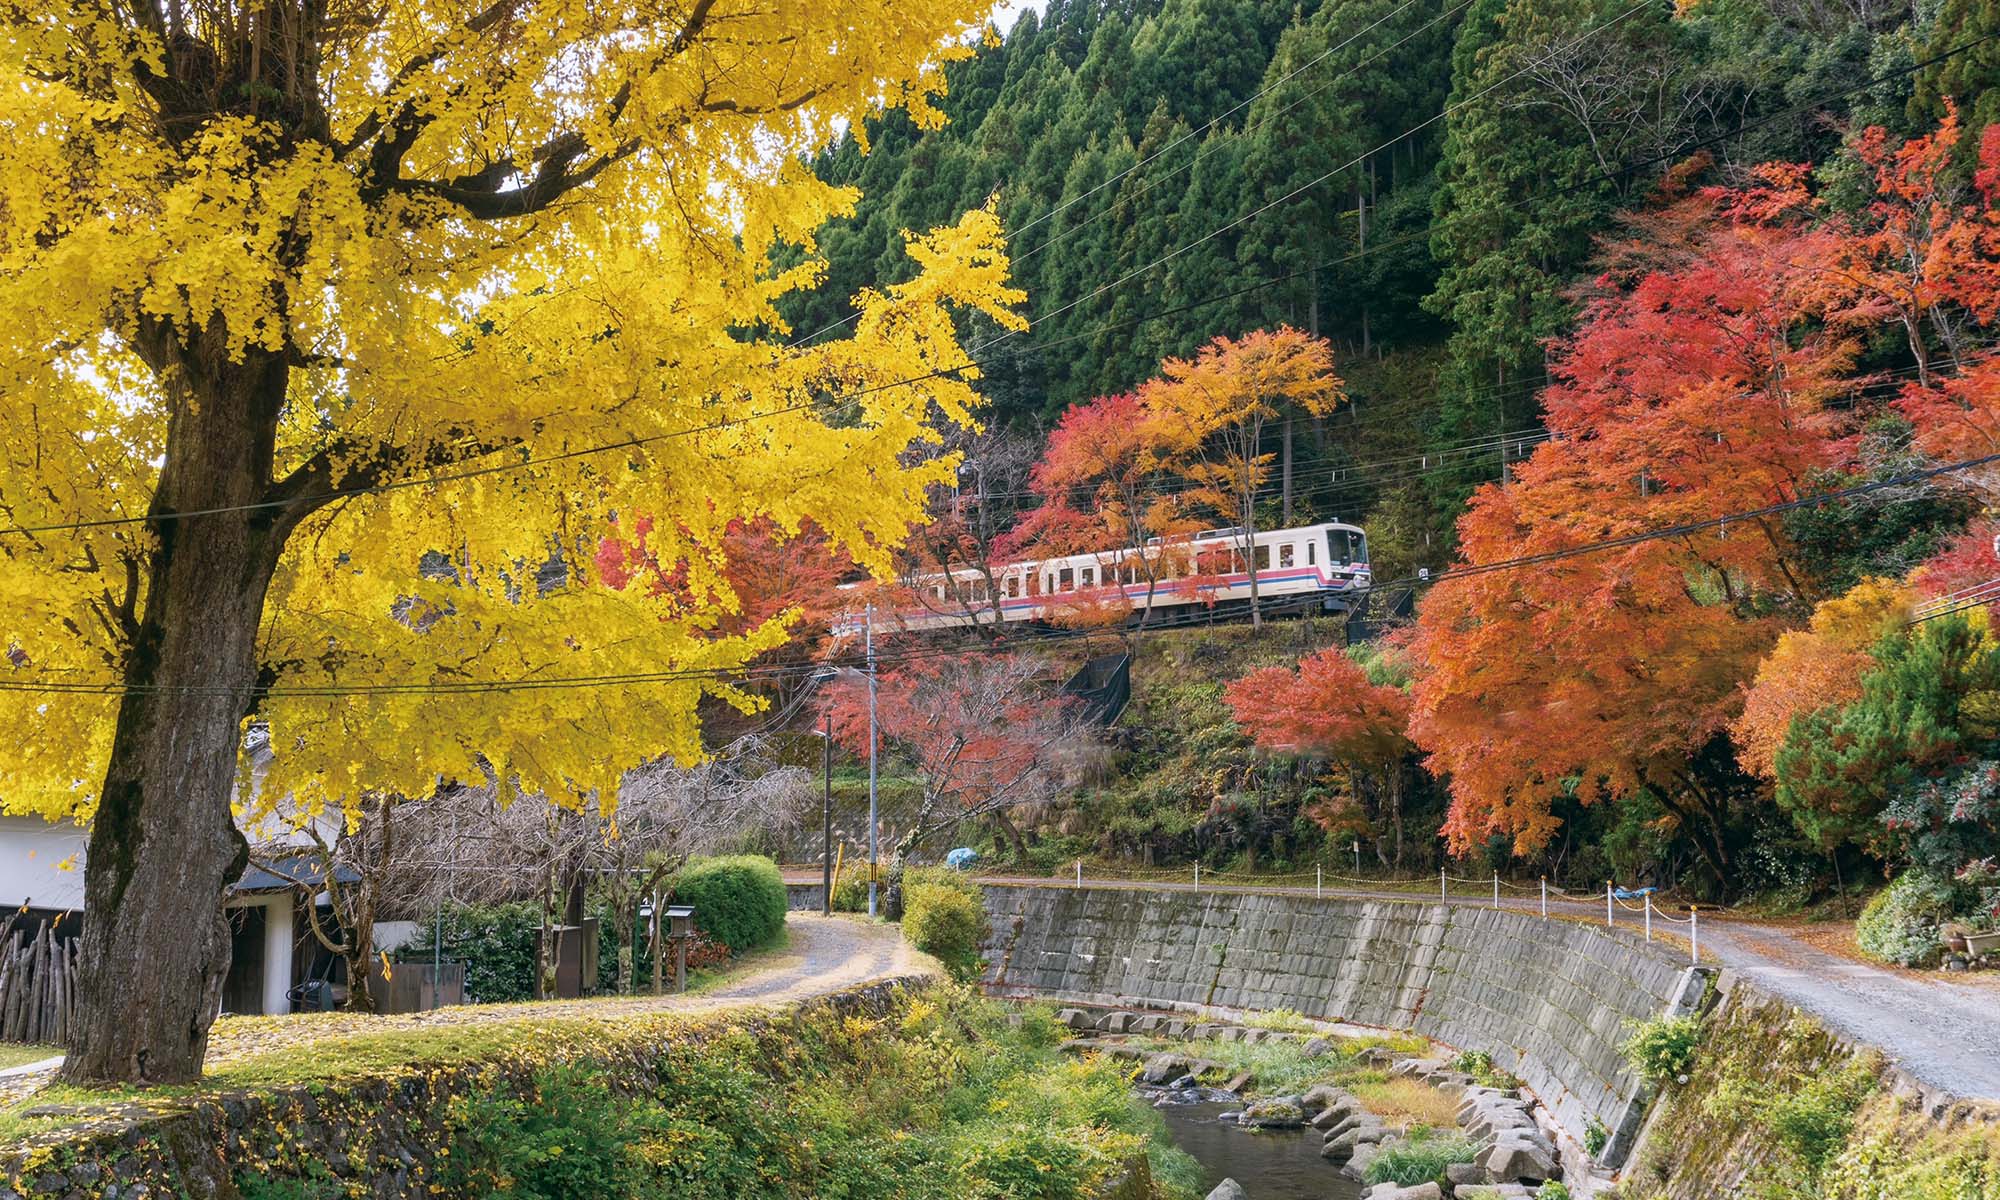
[979,884,1697,1168]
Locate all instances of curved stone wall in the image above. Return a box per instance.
[981,884,1698,1155]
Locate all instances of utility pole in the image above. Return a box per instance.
[821,706,834,917]
[866,604,880,919]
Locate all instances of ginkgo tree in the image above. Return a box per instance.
[1139,328,1344,625]
[0,0,1013,1082]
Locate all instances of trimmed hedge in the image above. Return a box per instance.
[673,855,788,953]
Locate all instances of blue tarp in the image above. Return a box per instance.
[945,848,979,870]
[1612,886,1657,900]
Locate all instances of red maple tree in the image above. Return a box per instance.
[1226,647,1417,867]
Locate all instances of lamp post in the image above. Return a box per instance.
[821,706,833,915]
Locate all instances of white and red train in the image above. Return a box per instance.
[847,521,1371,632]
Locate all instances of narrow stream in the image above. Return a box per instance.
[1147,1092,1363,1200]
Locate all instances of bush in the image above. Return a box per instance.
[1765,1059,1878,1171]
[1583,1116,1609,1157]
[440,1064,663,1199]
[1856,871,1967,967]
[830,869,870,913]
[1624,1015,1702,1084]
[1362,1130,1480,1186]
[672,855,788,954]
[902,868,989,982]
[401,901,542,1003]
[1536,1184,1573,1200]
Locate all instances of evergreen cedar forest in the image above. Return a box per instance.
[778,0,2000,938]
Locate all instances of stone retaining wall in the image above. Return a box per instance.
[0,977,927,1200]
[980,885,1695,1158]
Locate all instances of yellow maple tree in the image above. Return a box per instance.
[0,0,1014,1081]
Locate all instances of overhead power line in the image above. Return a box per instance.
[3,26,1990,542]
[7,448,1994,700]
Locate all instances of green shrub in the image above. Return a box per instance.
[1765,1059,1878,1171]
[1624,1015,1702,1084]
[672,855,788,953]
[440,1064,662,1199]
[830,869,870,913]
[1362,1130,1480,1186]
[902,869,989,982]
[1856,871,1966,967]
[1536,1183,1573,1200]
[1583,1116,1609,1157]
[401,901,542,1003]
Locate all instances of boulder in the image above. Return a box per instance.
[1203,1180,1248,1200]
[1310,1101,1355,1130]
[1165,1020,1190,1039]
[1343,1141,1382,1180]
[1478,1133,1560,1184]
[1445,1161,1484,1187]
[1239,1100,1306,1129]
[1056,1008,1094,1032]
[1302,1036,1336,1059]
[1323,1112,1383,1140]
[1140,1053,1192,1085]
[1099,1011,1135,1034]
[1222,1071,1254,1093]
[1300,1084,1346,1113]
[1132,1015,1167,1035]
[1380,1186,1443,1200]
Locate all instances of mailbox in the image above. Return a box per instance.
[665,905,695,940]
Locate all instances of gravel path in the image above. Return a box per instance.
[0,914,925,1110]
[1695,919,2000,1100]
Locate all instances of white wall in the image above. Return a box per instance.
[0,815,87,911]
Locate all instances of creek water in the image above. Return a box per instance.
[1148,1093,1364,1200]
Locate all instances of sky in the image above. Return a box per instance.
[993,0,1048,34]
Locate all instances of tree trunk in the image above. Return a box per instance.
[614,903,636,995]
[63,330,289,1085]
[992,809,1030,867]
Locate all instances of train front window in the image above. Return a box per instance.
[1325,530,1368,567]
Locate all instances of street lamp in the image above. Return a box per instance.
[806,666,841,917]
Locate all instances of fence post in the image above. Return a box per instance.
[1440,868,1447,904]
[1606,882,1614,927]
[1644,895,1653,941]
[1691,907,1700,964]
[1075,859,1082,890]
[1194,863,1201,889]
[1492,871,1500,909]
[1316,866,1322,899]
[1540,877,1548,918]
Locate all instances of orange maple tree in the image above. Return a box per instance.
[1408,180,1861,880]
[1731,578,1912,779]
[1226,647,1417,867]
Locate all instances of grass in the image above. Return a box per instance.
[0,1044,59,1071]
[0,930,804,1142]
[1349,1076,1464,1128]
[1363,1128,1482,1186]
[1121,1029,1429,1099]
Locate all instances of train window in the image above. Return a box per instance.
[1027,573,1042,597]
[1080,565,1095,587]
[1307,541,1316,566]
[1058,567,1074,591]
[1279,543,1295,568]
[1255,545,1271,572]
[1005,576,1020,599]
[1327,530,1366,566]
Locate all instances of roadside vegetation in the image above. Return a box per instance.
[224,987,1198,1200]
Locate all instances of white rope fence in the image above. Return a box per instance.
[1039,859,1707,963]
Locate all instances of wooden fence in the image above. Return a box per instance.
[0,924,77,1045]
